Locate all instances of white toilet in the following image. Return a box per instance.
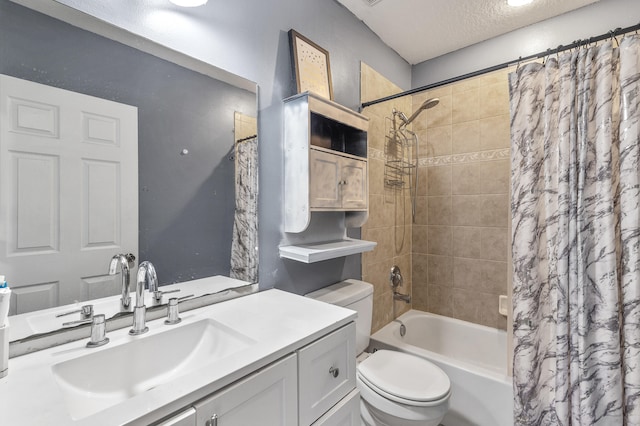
[307,279,451,426]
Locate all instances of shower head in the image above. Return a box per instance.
[421,97,440,110]
[402,97,439,127]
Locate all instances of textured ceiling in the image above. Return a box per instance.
[336,0,600,64]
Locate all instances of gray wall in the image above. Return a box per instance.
[14,0,633,296]
[49,0,413,295]
[0,1,256,284]
[412,0,640,87]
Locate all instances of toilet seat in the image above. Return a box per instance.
[357,350,451,406]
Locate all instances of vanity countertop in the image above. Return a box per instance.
[0,288,356,425]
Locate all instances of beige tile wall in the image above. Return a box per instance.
[234,111,257,141]
[360,63,512,332]
[361,63,414,332]
[411,69,512,330]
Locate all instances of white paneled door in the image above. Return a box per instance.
[0,75,138,314]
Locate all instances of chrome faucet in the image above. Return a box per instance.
[393,291,411,303]
[389,265,411,304]
[109,253,136,309]
[130,261,158,335]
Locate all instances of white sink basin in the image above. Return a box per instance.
[51,318,255,420]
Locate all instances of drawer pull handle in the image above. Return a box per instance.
[209,414,218,426]
[329,366,340,378]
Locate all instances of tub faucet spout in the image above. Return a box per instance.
[393,291,411,304]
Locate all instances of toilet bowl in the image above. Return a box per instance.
[306,279,451,426]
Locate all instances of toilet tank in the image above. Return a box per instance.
[306,279,373,355]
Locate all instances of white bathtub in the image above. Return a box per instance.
[369,310,514,426]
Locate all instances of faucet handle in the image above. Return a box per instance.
[153,288,180,302]
[62,318,93,327]
[86,314,109,348]
[81,304,94,318]
[165,298,182,325]
[55,304,93,319]
[390,265,403,289]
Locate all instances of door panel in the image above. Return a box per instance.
[0,74,138,313]
[340,159,367,210]
[310,149,341,209]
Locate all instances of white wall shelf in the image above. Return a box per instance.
[279,238,377,263]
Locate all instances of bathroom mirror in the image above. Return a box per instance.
[0,0,258,339]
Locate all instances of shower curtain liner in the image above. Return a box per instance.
[510,35,640,425]
[230,136,258,283]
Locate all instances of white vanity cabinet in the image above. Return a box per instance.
[1,289,359,426]
[159,323,358,426]
[193,354,298,425]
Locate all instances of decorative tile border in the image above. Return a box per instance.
[369,147,510,167]
[419,148,510,167]
[368,148,385,161]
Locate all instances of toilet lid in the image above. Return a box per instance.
[357,350,450,403]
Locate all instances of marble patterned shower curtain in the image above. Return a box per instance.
[230,137,258,283]
[510,36,640,425]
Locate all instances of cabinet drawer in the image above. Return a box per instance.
[311,389,360,426]
[298,323,356,425]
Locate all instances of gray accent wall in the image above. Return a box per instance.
[42,0,413,295]
[412,0,640,88]
[0,1,256,284]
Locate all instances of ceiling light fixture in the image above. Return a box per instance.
[507,0,533,6]
[169,0,208,7]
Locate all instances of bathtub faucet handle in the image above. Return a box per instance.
[390,265,403,289]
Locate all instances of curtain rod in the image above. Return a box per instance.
[361,22,640,109]
[236,134,257,143]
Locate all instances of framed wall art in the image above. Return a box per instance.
[288,29,334,100]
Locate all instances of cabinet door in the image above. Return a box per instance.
[309,149,341,208]
[311,389,360,426]
[194,354,297,426]
[340,159,367,210]
[298,323,356,425]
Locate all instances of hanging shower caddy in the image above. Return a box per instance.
[384,110,418,190]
